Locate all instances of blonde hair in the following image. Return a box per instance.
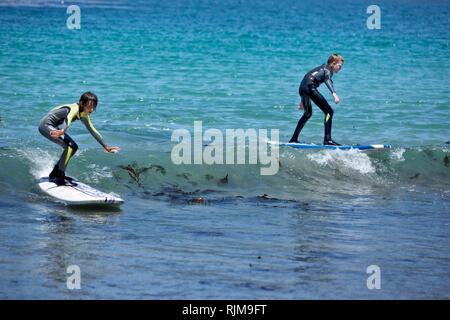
[327,54,344,65]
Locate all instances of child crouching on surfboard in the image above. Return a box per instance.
[289,54,344,146]
[38,92,120,185]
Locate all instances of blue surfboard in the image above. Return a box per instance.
[277,142,391,150]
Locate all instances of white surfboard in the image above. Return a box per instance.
[279,142,391,150]
[38,177,124,205]
[267,140,391,150]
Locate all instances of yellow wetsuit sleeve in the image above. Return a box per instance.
[80,114,107,148]
[50,103,80,131]
[65,104,79,128]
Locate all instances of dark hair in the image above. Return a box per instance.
[79,92,98,110]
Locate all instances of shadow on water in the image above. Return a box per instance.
[66,203,123,216]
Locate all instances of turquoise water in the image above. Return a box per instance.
[0,0,449,299]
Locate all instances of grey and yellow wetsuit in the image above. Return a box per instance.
[38,103,106,176]
[290,64,338,144]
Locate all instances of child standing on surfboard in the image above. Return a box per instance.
[38,92,120,185]
[289,54,344,146]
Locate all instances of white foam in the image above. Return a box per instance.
[391,148,405,161]
[16,148,57,179]
[85,164,113,183]
[307,149,376,174]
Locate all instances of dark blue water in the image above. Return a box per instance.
[0,0,449,299]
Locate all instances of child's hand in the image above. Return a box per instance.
[298,102,303,110]
[50,129,65,139]
[105,146,120,153]
[333,93,340,104]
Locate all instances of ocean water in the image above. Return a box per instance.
[0,0,449,299]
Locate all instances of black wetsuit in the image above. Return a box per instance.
[290,64,338,144]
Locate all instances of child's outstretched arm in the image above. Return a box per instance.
[80,116,120,153]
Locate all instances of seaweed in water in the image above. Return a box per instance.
[118,163,167,184]
[409,173,420,179]
[176,173,191,179]
[189,197,205,204]
[149,164,166,175]
[118,164,145,184]
[219,174,228,184]
[257,194,279,200]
